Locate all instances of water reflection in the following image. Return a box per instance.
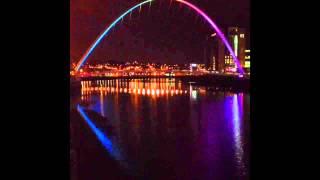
[81,79,188,98]
[73,78,250,180]
[77,105,123,161]
[226,93,247,177]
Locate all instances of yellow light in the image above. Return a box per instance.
[245,61,250,68]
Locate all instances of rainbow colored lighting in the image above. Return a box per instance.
[75,0,244,74]
[75,0,154,71]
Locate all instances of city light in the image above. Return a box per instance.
[75,0,244,75]
[80,79,189,98]
[245,61,250,68]
[75,0,154,71]
[234,35,238,57]
[71,1,250,179]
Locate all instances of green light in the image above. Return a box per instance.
[245,61,250,68]
[234,35,238,57]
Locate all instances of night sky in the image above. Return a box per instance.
[71,0,250,65]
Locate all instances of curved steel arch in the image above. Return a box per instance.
[75,0,244,74]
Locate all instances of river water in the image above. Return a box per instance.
[70,78,250,180]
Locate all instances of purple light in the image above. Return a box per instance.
[75,0,244,74]
[175,0,244,74]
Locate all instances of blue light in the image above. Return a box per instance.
[75,0,244,74]
[76,0,154,71]
[77,105,122,161]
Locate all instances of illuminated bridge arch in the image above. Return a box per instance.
[75,0,244,74]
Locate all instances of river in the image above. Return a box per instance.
[70,78,250,180]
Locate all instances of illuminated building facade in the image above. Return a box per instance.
[190,63,198,72]
[225,55,236,72]
[226,27,246,73]
[244,49,250,73]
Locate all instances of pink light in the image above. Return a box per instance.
[175,0,244,74]
[75,0,244,74]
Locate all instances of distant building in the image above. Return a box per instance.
[189,63,206,73]
[226,27,246,73]
[204,33,225,73]
[224,55,236,73]
[215,36,225,73]
[204,35,214,70]
[244,49,250,73]
[190,63,198,72]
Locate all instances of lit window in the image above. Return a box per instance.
[245,61,250,68]
[240,34,245,38]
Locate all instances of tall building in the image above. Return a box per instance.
[204,33,225,72]
[226,27,246,73]
[204,35,215,70]
[216,36,225,73]
[244,49,250,73]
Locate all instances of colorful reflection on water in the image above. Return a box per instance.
[72,78,250,180]
[81,78,188,99]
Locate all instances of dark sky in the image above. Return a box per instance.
[71,0,250,65]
